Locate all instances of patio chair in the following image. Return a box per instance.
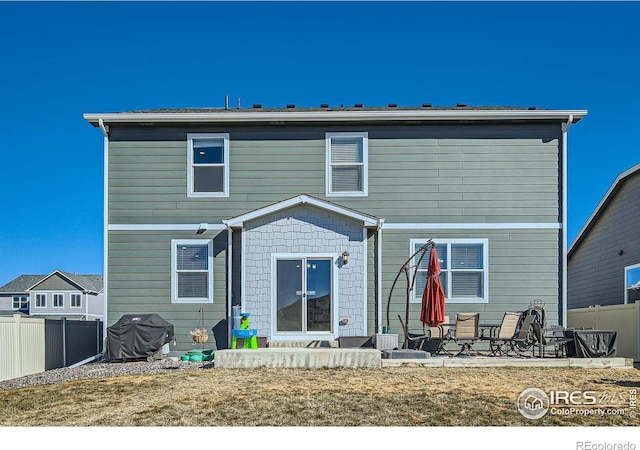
[506,313,537,357]
[398,315,429,351]
[397,315,451,355]
[532,322,574,358]
[480,312,521,356]
[451,313,480,356]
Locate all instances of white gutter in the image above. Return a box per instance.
[377,219,385,334]
[99,118,109,344]
[561,115,573,327]
[226,225,233,349]
[84,109,588,125]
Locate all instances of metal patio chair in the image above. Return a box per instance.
[480,311,521,356]
[451,313,480,356]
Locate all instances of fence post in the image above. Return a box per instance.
[62,317,67,367]
[96,318,101,355]
[13,314,21,379]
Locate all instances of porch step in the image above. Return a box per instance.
[215,348,381,368]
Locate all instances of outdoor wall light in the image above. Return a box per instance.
[342,251,350,265]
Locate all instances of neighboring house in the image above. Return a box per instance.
[0,270,104,320]
[84,104,586,350]
[568,162,640,308]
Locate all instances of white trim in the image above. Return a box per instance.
[624,262,640,305]
[410,238,489,304]
[241,230,246,311]
[227,226,233,348]
[84,109,588,125]
[12,295,28,310]
[569,162,640,255]
[325,132,368,197]
[224,194,380,228]
[171,239,214,304]
[377,222,384,334]
[70,293,82,309]
[383,222,561,230]
[561,117,571,326]
[362,228,368,336]
[108,223,226,231]
[270,253,338,340]
[53,293,64,308]
[187,133,230,198]
[35,293,47,308]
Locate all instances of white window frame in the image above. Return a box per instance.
[325,132,368,197]
[624,262,640,304]
[12,295,28,310]
[410,238,489,304]
[171,239,214,304]
[35,293,46,308]
[71,293,82,308]
[53,293,64,308]
[187,133,230,198]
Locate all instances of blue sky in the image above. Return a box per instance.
[1,1,639,285]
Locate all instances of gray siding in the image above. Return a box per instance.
[382,228,561,334]
[32,274,78,291]
[108,123,562,225]
[108,230,228,350]
[568,173,640,308]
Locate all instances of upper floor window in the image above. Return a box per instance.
[35,294,46,308]
[325,132,368,197]
[71,294,82,308]
[53,294,64,308]
[625,263,640,304]
[411,239,489,304]
[171,239,214,303]
[187,133,230,198]
[12,295,28,310]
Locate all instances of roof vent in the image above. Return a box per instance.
[286,104,295,109]
[422,103,432,108]
[388,103,397,108]
[456,103,467,108]
[320,103,329,108]
[253,104,262,109]
[354,103,363,108]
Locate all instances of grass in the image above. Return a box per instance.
[0,366,639,426]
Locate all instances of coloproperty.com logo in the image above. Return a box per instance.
[517,387,637,420]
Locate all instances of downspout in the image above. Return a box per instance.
[225,222,233,349]
[376,219,385,334]
[561,114,573,327]
[99,119,109,348]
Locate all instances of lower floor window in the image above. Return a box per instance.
[71,294,82,308]
[171,239,214,303]
[625,263,640,304]
[12,295,28,310]
[53,294,64,307]
[411,238,489,303]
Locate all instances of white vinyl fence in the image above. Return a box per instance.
[0,314,45,382]
[568,301,640,362]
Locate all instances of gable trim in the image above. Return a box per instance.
[223,195,381,228]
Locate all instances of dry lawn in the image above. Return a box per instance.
[0,366,639,427]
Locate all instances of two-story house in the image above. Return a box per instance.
[0,270,104,320]
[84,104,586,351]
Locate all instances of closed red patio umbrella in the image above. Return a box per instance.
[420,246,446,327]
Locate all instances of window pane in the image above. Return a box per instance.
[193,140,224,164]
[194,166,224,193]
[331,137,363,163]
[178,273,208,298]
[177,245,208,270]
[626,266,640,303]
[331,166,362,192]
[451,244,483,269]
[451,272,483,298]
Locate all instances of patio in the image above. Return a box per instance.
[213,347,634,369]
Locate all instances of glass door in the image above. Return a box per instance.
[275,257,332,333]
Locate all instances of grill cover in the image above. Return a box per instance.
[107,314,174,361]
